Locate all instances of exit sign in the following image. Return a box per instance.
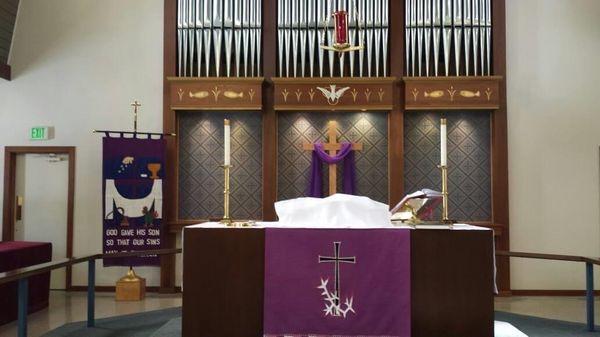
[30,127,50,140]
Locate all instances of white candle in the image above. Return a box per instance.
[224,119,231,166]
[440,118,447,166]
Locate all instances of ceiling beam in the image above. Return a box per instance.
[0,62,10,80]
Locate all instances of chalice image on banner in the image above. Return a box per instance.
[147,163,161,180]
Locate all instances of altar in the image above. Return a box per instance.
[182,224,494,337]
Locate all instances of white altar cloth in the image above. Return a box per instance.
[274,194,392,228]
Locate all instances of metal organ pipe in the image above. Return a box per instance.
[195,0,203,77]
[275,0,389,78]
[176,0,261,77]
[405,0,493,77]
[202,0,212,76]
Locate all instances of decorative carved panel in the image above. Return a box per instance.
[178,111,262,220]
[168,77,263,110]
[404,111,491,221]
[278,111,388,203]
[403,76,502,110]
[272,77,396,111]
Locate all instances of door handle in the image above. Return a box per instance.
[15,196,23,221]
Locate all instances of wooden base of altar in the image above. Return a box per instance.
[182,227,494,337]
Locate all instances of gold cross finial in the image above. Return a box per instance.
[130,100,141,132]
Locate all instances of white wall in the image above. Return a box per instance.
[0,0,167,286]
[507,0,600,289]
[1,0,600,290]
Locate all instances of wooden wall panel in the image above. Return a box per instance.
[272,77,396,111]
[261,0,278,220]
[404,77,502,110]
[0,62,10,81]
[491,0,511,294]
[161,0,178,293]
[168,77,263,110]
[389,0,405,207]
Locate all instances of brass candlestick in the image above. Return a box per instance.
[439,165,453,226]
[220,165,232,225]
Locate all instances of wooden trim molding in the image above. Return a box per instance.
[0,63,10,81]
[167,77,263,110]
[167,77,263,82]
[511,290,600,297]
[491,0,511,293]
[272,77,397,111]
[403,76,502,110]
[2,146,76,289]
[388,0,405,207]
[69,285,182,293]
[261,0,278,220]
[161,0,178,293]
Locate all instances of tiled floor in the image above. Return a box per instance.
[495,295,595,324]
[0,291,597,337]
[0,291,182,337]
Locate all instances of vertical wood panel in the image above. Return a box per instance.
[491,0,510,293]
[65,148,75,290]
[0,62,10,80]
[262,0,277,220]
[161,0,178,292]
[2,150,16,240]
[389,0,404,206]
[182,228,265,336]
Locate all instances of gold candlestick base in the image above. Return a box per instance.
[220,165,234,226]
[439,164,454,228]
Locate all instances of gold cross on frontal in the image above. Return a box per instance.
[131,100,141,132]
[303,120,363,196]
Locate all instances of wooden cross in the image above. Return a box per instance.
[303,121,363,195]
[131,100,141,133]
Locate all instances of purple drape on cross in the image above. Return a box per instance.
[308,142,357,197]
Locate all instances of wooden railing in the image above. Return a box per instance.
[0,248,182,337]
[497,250,600,332]
[3,248,596,335]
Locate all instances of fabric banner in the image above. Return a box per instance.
[102,137,166,266]
[308,142,357,198]
[264,228,411,337]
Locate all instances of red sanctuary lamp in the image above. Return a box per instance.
[320,9,363,53]
[333,11,350,49]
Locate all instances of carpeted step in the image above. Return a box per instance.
[42,307,182,337]
[150,317,181,337]
[496,311,600,337]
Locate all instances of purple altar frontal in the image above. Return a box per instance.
[264,228,411,337]
[182,223,495,337]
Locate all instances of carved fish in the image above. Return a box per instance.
[224,91,244,99]
[459,90,481,98]
[424,90,445,98]
[189,91,209,99]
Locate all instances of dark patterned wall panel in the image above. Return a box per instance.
[278,112,388,203]
[179,111,262,220]
[404,111,491,221]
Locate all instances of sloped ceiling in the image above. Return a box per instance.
[0,0,18,80]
